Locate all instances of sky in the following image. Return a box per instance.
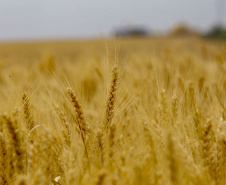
[0,0,226,41]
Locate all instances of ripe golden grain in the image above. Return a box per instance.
[0,37,225,184]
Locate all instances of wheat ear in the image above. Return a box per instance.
[105,64,118,130]
[3,114,24,174]
[201,119,213,167]
[0,131,8,184]
[22,93,35,130]
[167,133,179,185]
[66,87,89,158]
[96,128,105,164]
[53,104,71,146]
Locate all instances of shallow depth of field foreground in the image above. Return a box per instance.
[0,37,226,185]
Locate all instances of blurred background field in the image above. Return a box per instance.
[0,36,225,62]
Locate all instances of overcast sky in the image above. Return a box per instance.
[0,0,225,41]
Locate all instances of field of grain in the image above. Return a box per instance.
[0,37,226,185]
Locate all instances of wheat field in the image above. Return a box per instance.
[0,37,226,185]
